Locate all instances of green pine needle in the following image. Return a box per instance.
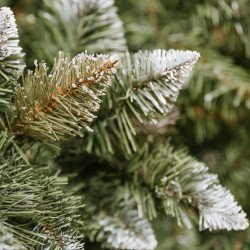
[0,131,85,249]
[77,175,157,250]
[86,49,200,157]
[124,141,249,231]
[13,52,119,148]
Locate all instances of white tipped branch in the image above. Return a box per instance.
[91,208,157,250]
[0,7,25,109]
[45,233,85,250]
[86,199,157,250]
[0,7,25,79]
[198,183,249,231]
[14,52,118,147]
[86,49,200,157]
[130,49,200,115]
[80,176,157,250]
[0,7,24,69]
[156,148,249,231]
[125,141,248,231]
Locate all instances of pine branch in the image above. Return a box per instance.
[85,49,200,157]
[75,175,157,250]
[30,0,126,65]
[0,131,84,248]
[13,52,118,148]
[123,141,249,231]
[119,50,200,116]
[0,7,25,110]
[86,202,157,250]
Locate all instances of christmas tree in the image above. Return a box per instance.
[0,0,249,249]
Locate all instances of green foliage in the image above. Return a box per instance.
[14,52,118,148]
[1,0,250,249]
[0,1,10,8]
[193,0,250,57]
[117,0,250,144]
[0,131,84,249]
[116,141,248,231]
[78,176,157,250]
[115,0,250,248]
[86,50,199,157]
[179,50,250,143]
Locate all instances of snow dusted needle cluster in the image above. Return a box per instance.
[137,49,200,76]
[199,183,249,231]
[0,7,24,79]
[131,49,200,117]
[93,209,157,250]
[155,145,249,232]
[14,52,119,145]
[0,7,18,48]
[86,49,201,156]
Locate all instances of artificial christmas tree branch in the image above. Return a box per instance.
[123,141,249,231]
[86,202,157,250]
[0,131,84,249]
[1,1,250,249]
[86,49,200,156]
[13,52,118,147]
[75,175,157,250]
